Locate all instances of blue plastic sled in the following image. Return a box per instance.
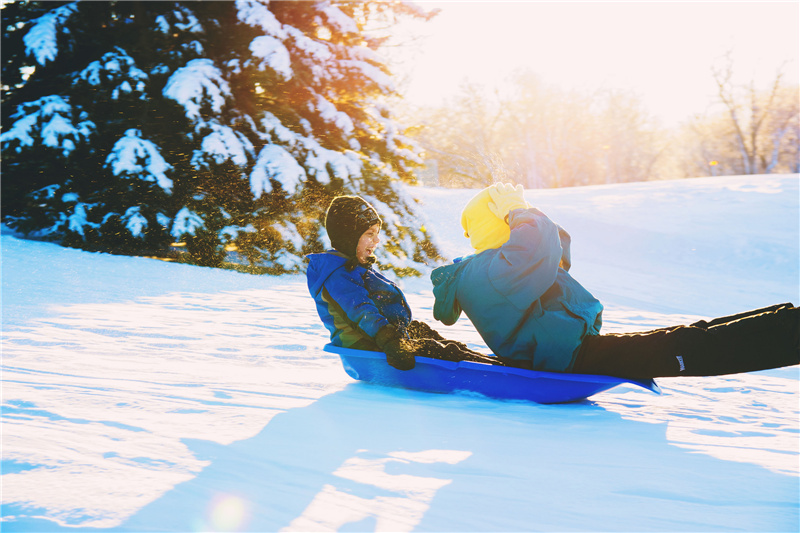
[325,344,661,404]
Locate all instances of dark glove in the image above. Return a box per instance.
[375,325,417,371]
[406,320,446,341]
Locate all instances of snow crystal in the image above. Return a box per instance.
[236,0,286,38]
[249,36,292,81]
[23,2,78,65]
[250,144,306,197]
[192,124,252,167]
[0,95,94,156]
[163,59,231,124]
[105,129,173,193]
[122,207,148,238]
[171,207,204,238]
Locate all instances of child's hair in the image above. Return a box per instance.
[325,196,382,260]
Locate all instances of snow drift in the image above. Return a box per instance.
[1,175,798,531]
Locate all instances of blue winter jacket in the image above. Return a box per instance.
[307,251,412,349]
[431,208,603,372]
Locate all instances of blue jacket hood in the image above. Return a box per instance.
[307,251,349,298]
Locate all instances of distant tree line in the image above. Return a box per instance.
[406,58,799,188]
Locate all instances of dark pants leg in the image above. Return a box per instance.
[572,305,799,379]
[690,302,794,329]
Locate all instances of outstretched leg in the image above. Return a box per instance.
[690,302,794,329]
[572,305,799,379]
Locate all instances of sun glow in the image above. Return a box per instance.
[391,2,799,127]
[206,494,250,532]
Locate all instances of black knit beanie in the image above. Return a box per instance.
[324,195,382,259]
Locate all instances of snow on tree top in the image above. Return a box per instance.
[105,129,174,193]
[301,138,362,184]
[236,0,286,39]
[249,36,293,81]
[193,124,253,168]
[340,59,394,93]
[318,3,358,34]
[23,2,78,65]
[171,207,204,238]
[163,59,231,124]
[314,95,355,135]
[122,207,148,239]
[251,144,307,197]
[260,112,298,145]
[285,26,333,64]
[0,95,94,157]
[172,7,202,32]
[77,47,148,100]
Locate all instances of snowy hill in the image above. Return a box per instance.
[2,175,798,531]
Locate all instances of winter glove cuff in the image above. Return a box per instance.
[375,325,416,371]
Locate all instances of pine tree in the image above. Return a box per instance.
[1,0,439,274]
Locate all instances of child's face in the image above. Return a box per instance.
[356,223,381,264]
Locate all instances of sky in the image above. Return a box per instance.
[392,1,800,127]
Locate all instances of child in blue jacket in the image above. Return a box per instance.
[307,195,502,371]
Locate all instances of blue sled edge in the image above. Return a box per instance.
[324,344,661,404]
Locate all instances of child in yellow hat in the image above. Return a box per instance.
[432,182,799,378]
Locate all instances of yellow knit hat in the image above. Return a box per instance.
[460,187,508,253]
[461,183,531,253]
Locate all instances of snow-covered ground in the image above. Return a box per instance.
[2,174,798,532]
